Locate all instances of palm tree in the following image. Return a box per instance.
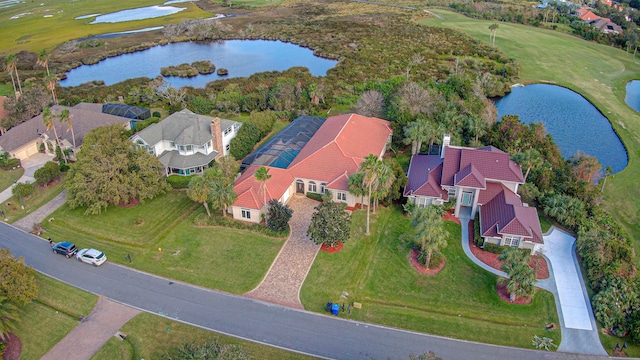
[348,172,366,206]
[371,160,395,213]
[359,154,380,235]
[403,116,432,156]
[37,49,51,76]
[601,166,613,192]
[210,182,237,217]
[44,73,59,105]
[187,175,212,217]
[42,107,62,158]
[254,166,271,211]
[512,148,543,181]
[489,23,499,46]
[57,109,75,155]
[498,248,536,301]
[4,54,22,98]
[0,296,20,341]
[411,207,448,268]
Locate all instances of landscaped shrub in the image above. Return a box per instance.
[229,122,260,160]
[34,161,61,186]
[152,111,161,118]
[266,199,293,232]
[167,175,196,189]
[483,243,504,254]
[134,117,161,132]
[419,250,444,268]
[306,193,323,202]
[59,163,70,172]
[12,182,35,198]
[0,153,21,170]
[473,212,482,246]
[193,212,288,238]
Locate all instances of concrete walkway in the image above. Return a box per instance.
[244,195,321,309]
[13,190,67,233]
[41,297,140,360]
[460,214,607,356]
[0,153,54,203]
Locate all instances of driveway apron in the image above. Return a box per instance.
[244,195,320,309]
[0,153,54,203]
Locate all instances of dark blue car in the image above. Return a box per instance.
[52,241,78,258]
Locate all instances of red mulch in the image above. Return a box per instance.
[467,220,550,280]
[38,177,61,190]
[321,243,343,253]
[2,333,21,360]
[409,249,446,275]
[117,198,141,208]
[496,282,532,304]
[346,204,361,211]
[442,211,461,225]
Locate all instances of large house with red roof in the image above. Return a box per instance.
[230,113,392,223]
[404,135,543,253]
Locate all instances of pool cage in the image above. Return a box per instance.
[241,116,326,171]
[101,103,151,120]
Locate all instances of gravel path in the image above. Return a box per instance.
[13,190,67,233]
[41,297,140,360]
[244,195,320,309]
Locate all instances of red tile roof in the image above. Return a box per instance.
[441,146,524,186]
[480,183,543,244]
[233,165,294,209]
[576,8,601,21]
[232,114,392,210]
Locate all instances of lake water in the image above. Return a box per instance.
[59,40,338,88]
[495,84,627,173]
[625,80,640,112]
[89,6,185,24]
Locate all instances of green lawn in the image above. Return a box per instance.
[42,191,285,294]
[300,207,559,349]
[0,167,24,193]
[0,83,14,96]
[0,174,66,224]
[12,273,98,360]
[420,9,640,268]
[91,312,316,360]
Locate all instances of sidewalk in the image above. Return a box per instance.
[41,297,140,360]
[0,153,54,203]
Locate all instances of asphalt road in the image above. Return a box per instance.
[0,222,610,360]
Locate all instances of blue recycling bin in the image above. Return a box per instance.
[331,303,340,315]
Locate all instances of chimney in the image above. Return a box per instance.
[441,134,450,159]
[210,117,223,159]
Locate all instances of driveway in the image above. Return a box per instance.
[0,221,610,360]
[0,153,54,203]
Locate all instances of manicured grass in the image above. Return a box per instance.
[421,10,640,268]
[0,83,14,96]
[42,191,285,294]
[0,167,24,193]
[539,212,554,234]
[0,0,211,53]
[0,174,66,224]
[91,312,315,360]
[12,273,98,360]
[300,207,559,349]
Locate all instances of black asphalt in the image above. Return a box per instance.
[0,222,611,360]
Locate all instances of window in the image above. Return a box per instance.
[503,235,520,247]
[169,141,175,149]
[320,182,327,194]
[416,197,432,208]
[308,181,317,192]
[224,128,232,136]
[241,209,251,219]
[186,145,193,152]
[179,145,186,152]
[225,144,230,152]
[447,187,456,198]
[337,192,347,201]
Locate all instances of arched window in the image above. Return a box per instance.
[320,182,327,194]
[308,181,317,192]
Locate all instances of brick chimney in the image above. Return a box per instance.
[210,117,223,159]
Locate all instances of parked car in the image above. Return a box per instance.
[52,241,78,258]
[76,248,107,266]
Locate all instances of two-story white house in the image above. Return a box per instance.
[404,135,543,253]
[130,109,241,176]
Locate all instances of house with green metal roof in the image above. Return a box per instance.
[130,109,241,176]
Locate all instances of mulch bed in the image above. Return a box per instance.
[38,177,61,190]
[496,282,532,304]
[321,243,343,253]
[442,211,460,225]
[467,220,550,280]
[409,249,446,275]
[117,198,141,208]
[2,333,21,360]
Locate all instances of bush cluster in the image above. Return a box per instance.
[167,175,196,189]
[193,213,288,238]
[34,161,60,186]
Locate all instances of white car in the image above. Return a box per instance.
[76,248,107,266]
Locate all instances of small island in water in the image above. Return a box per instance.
[161,60,216,77]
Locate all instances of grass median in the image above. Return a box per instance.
[300,207,560,349]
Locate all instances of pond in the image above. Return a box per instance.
[495,84,627,173]
[625,80,640,113]
[88,5,186,24]
[59,40,338,88]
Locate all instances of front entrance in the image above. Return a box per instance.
[296,180,304,193]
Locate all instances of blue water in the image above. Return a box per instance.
[625,80,640,112]
[89,6,185,24]
[495,84,627,173]
[59,40,338,88]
